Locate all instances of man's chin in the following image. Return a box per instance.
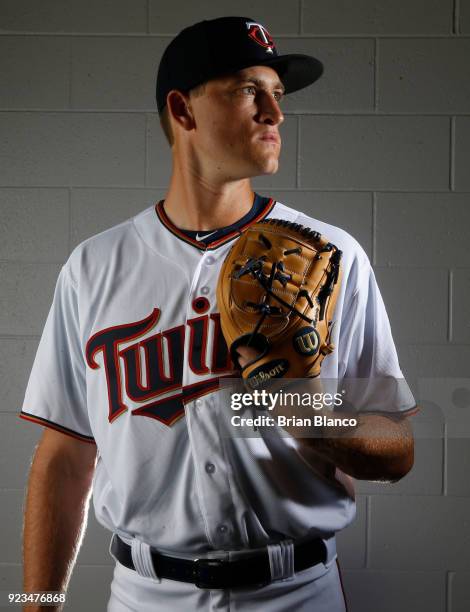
[234,155,279,180]
[253,158,280,177]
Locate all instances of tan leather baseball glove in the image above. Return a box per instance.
[216,218,342,389]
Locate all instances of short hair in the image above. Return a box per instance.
[159,82,207,147]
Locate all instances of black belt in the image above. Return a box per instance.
[111,535,327,590]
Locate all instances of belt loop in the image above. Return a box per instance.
[109,533,118,562]
[323,534,337,567]
[131,537,161,582]
[267,539,294,582]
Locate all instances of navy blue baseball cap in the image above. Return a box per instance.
[156,16,323,115]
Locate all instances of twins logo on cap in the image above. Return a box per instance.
[246,21,275,54]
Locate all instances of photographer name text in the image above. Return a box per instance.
[231,414,358,428]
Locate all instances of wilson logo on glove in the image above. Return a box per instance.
[293,327,320,356]
[246,359,289,389]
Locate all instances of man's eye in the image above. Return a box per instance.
[240,86,284,100]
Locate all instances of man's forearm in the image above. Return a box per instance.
[303,410,414,481]
[23,447,94,611]
[270,399,414,482]
[232,345,415,481]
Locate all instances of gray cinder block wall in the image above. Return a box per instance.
[1,1,469,610]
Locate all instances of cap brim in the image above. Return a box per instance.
[257,54,324,93]
[156,53,323,114]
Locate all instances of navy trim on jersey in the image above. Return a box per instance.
[155,193,275,250]
[19,411,96,444]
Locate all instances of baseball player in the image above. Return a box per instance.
[20,16,418,612]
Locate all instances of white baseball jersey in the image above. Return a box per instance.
[20,194,417,611]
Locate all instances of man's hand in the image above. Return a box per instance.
[23,428,97,612]
[235,346,261,369]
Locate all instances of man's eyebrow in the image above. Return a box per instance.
[234,76,286,93]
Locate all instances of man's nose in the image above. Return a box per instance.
[256,92,284,126]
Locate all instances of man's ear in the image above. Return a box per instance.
[166,90,196,132]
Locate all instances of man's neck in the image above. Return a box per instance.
[162,167,255,231]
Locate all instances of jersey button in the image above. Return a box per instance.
[205,256,215,265]
[205,462,216,474]
[217,524,228,534]
[196,399,203,408]
[201,286,210,295]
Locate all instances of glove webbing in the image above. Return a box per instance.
[234,233,341,349]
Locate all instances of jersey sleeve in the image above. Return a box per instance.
[19,264,95,443]
[339,259,418,417]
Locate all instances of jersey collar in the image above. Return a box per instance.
[154,195,275,251]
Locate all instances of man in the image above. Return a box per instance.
[20,16,418,612]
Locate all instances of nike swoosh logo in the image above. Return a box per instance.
[195,230,218,241]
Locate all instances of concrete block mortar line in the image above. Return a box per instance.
[0,563,21,567]
[0,260,63,266]
[446,571,452,612]
[146,0,151,35]
[67,38,73,109]
[373,38,378,111]
[374,111,470,117]
[144,113,149,187]
[450,117,456,191]
[2,33,470,39]
[0,334,40,340]
[68,563,116,568]
[0,185,155,191]
[4,186,469,193]
[402,341,470,347]
[67,187,72,256]
[284,112,470,118]
[0,561,117,568]
[453,0,461,35]
[0,259,63,265]
[296,116,301,189]
[365,495,371,569]
[448,269,453,342]
[2,109,470,117]
[443,421,448,496]
[371,192,377,266]
[0,108,153,115]
[378,339,467,347]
